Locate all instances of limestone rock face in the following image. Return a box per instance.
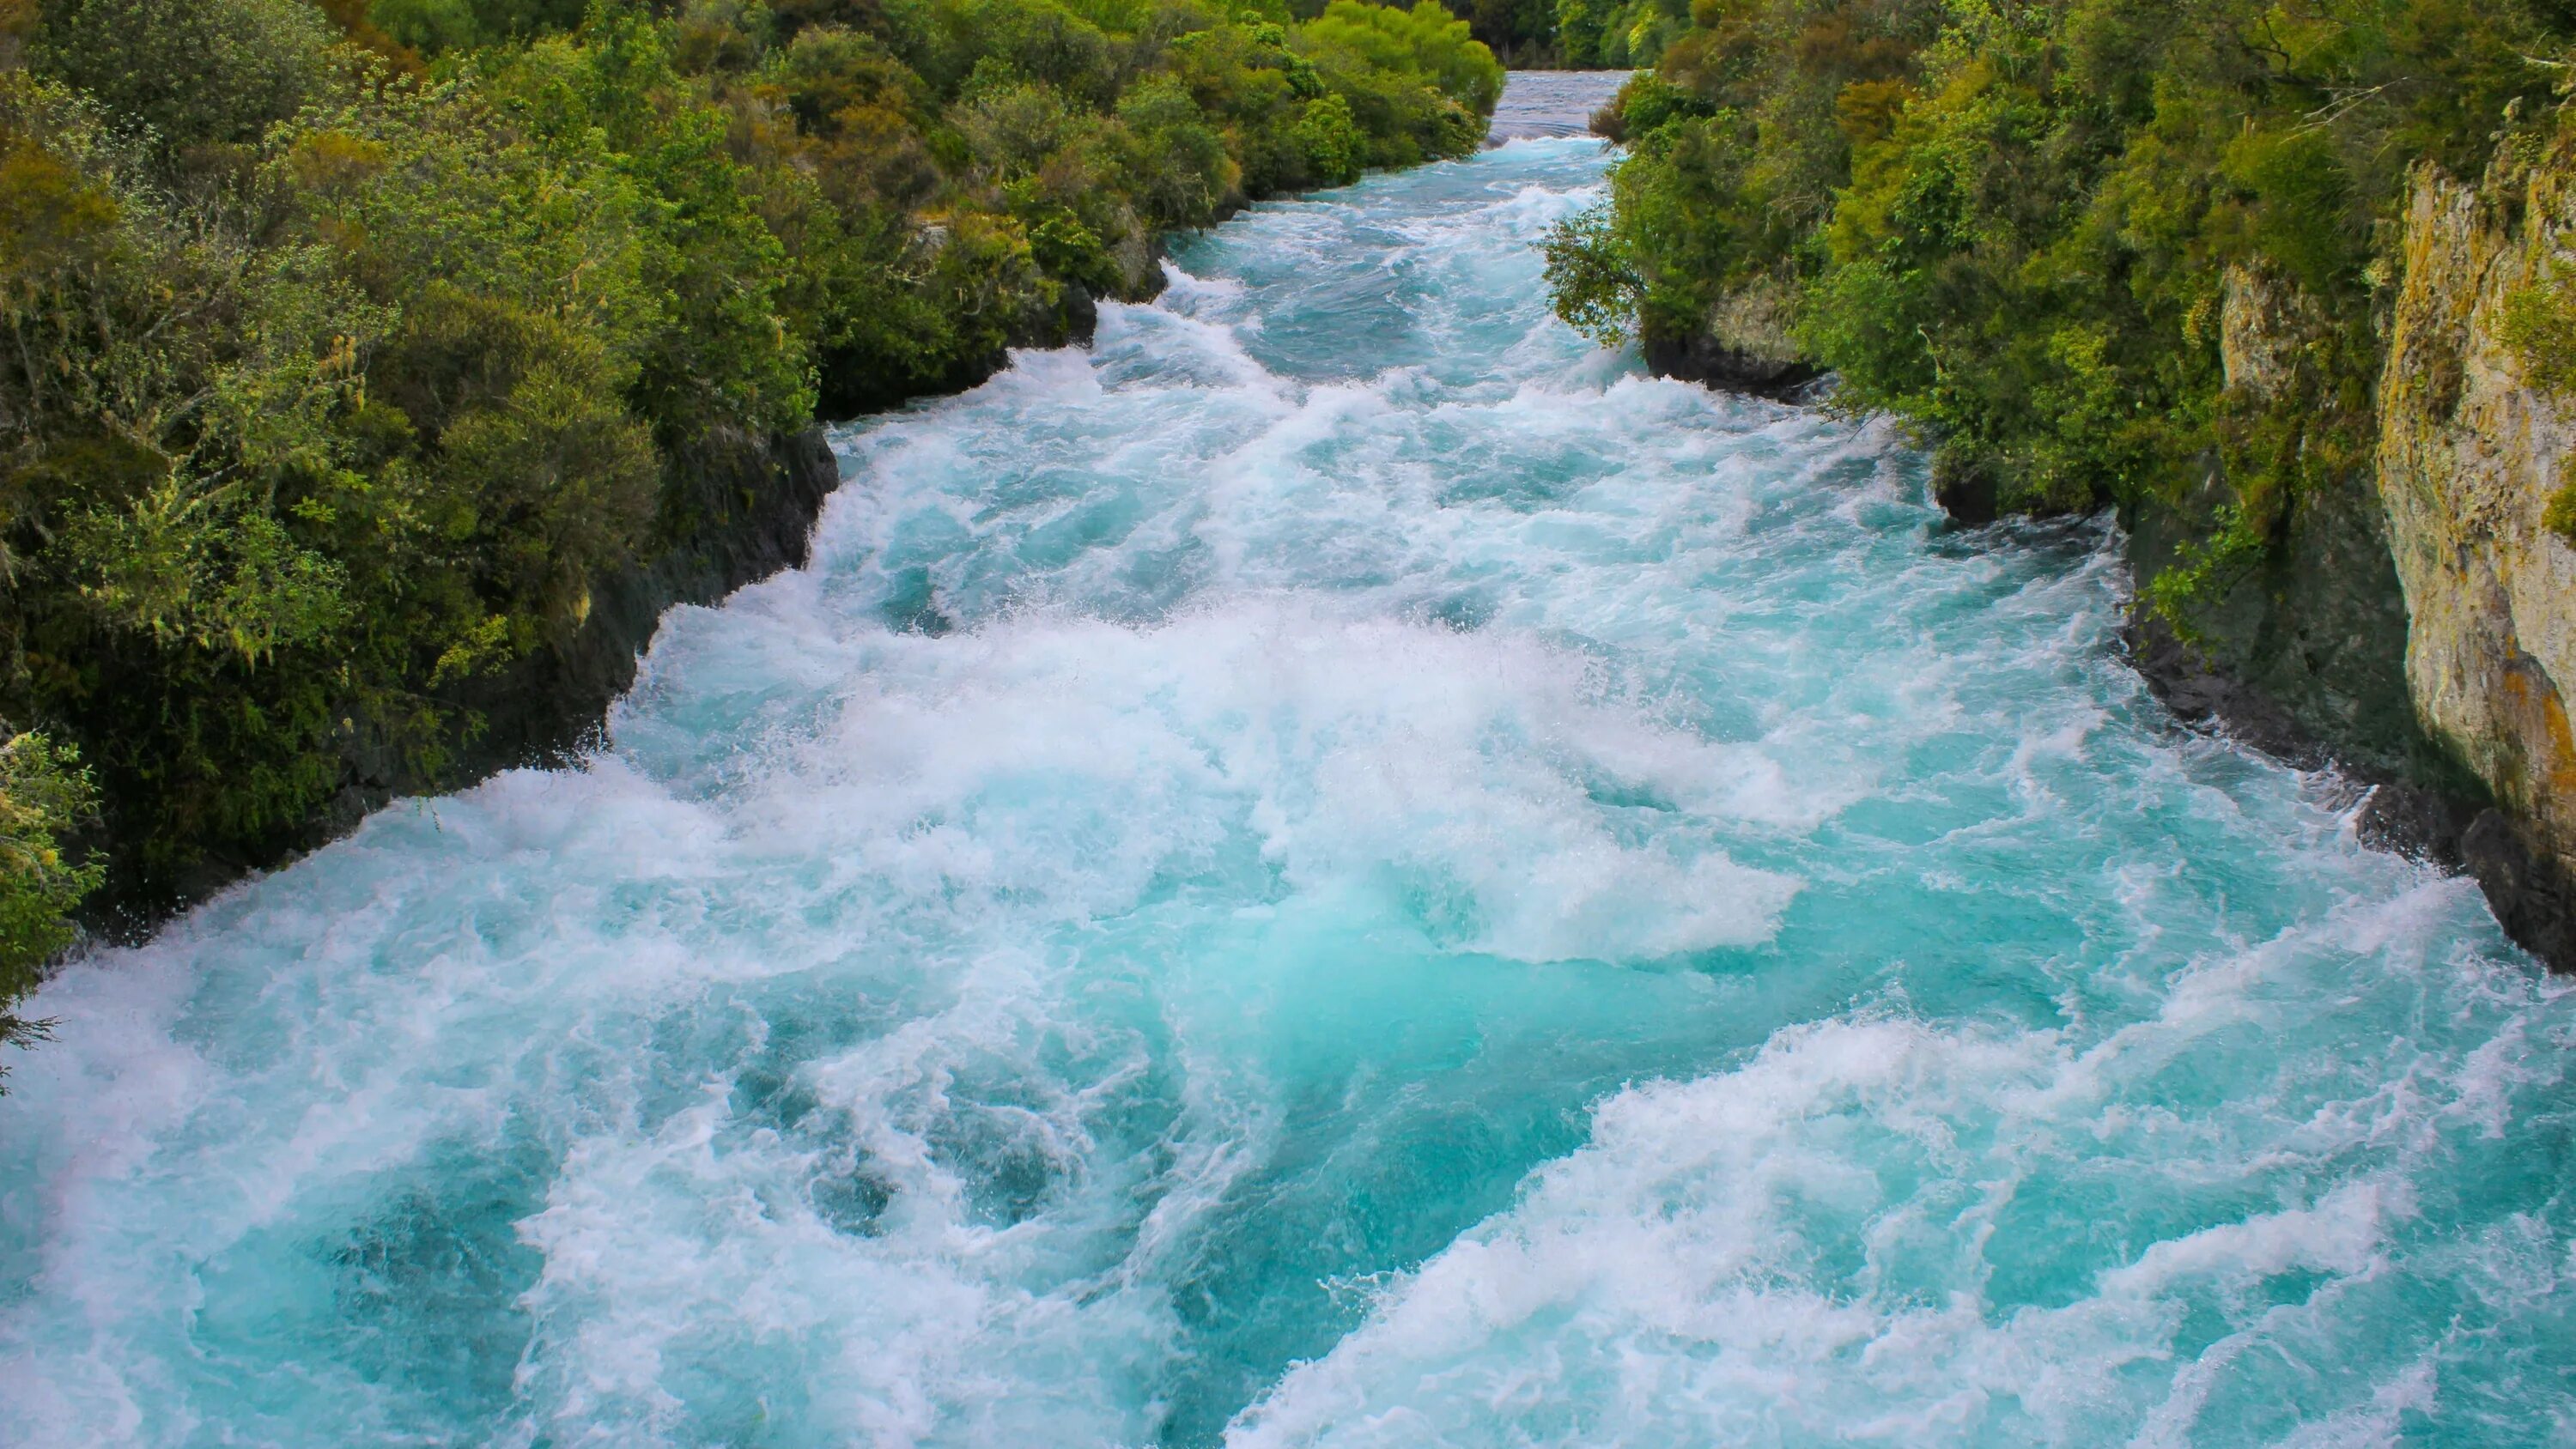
[2219,260,2329,396]
[2120,264,2445,791]
[2378,161,2576,962]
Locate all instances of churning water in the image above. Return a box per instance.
[1483,71,1624,142]
[6,90,2576,1449]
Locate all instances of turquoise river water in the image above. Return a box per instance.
[5,105,2576,1449]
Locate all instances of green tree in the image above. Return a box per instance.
[36,0,338,158]
[0,727,101,1084]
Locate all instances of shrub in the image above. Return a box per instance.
[1295,90,1364,185]
[0,728,101,1083]
[36,0,338,156]
[1560,0,2565,537]
[1304,0,1499,114]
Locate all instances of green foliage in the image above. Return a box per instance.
[2142,502,2269,642]
[0,727,99,1083]
[1552,0,2574,613]
[1600,71,1710,140]
[1118,76,1239,227]
[370,0,587,52]
[1305,0,1502,116]
[1460,0,1556,63]
[2503,259,2576,394]
[1543,202,1640,343]
[480,13,817,440]
[2505,258,2576,543]
[35,0,339,159]
[1552,0,1943,367]
[1296,89,1366,185]
[2220,128,2362,298]
[1553,0,1607,65]
[1553,0,1720,68]
[1298,1,1497,166]
[0,0,1500,988]
[2547,479,2576,543]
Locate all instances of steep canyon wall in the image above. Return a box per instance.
[2373,153,2576,963]
[2111,154,2576,967]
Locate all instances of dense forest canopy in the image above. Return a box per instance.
[0,0,1501,1076]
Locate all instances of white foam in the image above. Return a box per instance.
[1227,912,2564,1447]
[3,112,2568,1449]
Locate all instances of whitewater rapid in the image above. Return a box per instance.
[4,112,2573,1448]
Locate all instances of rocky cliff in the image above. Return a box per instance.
[2119,263,2457,792]
[2111,158,2576,968]
[2374,154,2576,964]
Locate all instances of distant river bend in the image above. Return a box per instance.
[4,73,2572,1449]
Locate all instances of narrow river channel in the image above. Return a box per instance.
[3,74,2571,1449]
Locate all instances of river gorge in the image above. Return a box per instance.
[3,76,2572,1447]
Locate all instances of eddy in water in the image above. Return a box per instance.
[3,76,2571,1448]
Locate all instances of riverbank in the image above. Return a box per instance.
[1548,3,2576,968]
[6,129,2567,1445]
[0,0,1510,1024]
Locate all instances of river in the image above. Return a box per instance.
[3,75,2573,1448]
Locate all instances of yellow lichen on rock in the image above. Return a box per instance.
[2378,157,2576,889]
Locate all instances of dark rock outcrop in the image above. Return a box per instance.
[425,425,844,790]
[1641,327,1820,399]
[1638,275,1820,400]
[2117,520,2576,969]
[2115,470,2458,787]
[295,424,839,846]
